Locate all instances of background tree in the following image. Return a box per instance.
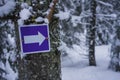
[86,0,97,66]
[57,0,97,65]
[95,0,116,45]
[95,0,120,71]
[107,0,120,71]
[57,0,87,63]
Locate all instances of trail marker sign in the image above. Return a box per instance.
[19,24,50,54]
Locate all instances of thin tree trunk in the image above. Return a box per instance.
[87,0,96,66]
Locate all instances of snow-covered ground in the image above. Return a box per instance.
[62,45,120,80]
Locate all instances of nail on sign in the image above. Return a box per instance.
[19,24,50,54]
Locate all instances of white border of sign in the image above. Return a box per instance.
[19,24,50,54]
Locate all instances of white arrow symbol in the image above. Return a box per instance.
[24,31,46,45]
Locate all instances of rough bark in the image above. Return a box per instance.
[17,0,61,80]
[87,0,96,66]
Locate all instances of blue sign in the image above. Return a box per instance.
[19,24,50,54]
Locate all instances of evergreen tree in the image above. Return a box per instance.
[97,0,120,71]
[107,0,120,71]
[0,0,18,80]
[58,0,97,65]
[95,0,116,45]
[58,0,86,59]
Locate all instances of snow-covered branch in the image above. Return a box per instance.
[96,13,117,19]
[0,1,16,17]
[97,1,113,8]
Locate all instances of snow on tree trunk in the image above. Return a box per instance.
[86,0,96,66]
[16,0,61,79]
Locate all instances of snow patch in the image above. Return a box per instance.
[55,11,70,20]
[0,1,16,17]
[18,19,24,26]
[21,3,29,9]
[35,17,44,23]
[44,18,49,24]
[49,2,54,8]
[62,45,120,80]
[5,61,18,80]
[20,8,31,20]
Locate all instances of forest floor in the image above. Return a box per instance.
[62,45,120,80]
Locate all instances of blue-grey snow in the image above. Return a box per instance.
[62,45,120,80]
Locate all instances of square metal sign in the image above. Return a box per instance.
[19,24,50,54]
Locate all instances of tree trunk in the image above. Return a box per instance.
[15,0,61,80]
[18,19,61,80]
[87,0,96,66]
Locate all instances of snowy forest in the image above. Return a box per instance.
[0,0,120,80]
